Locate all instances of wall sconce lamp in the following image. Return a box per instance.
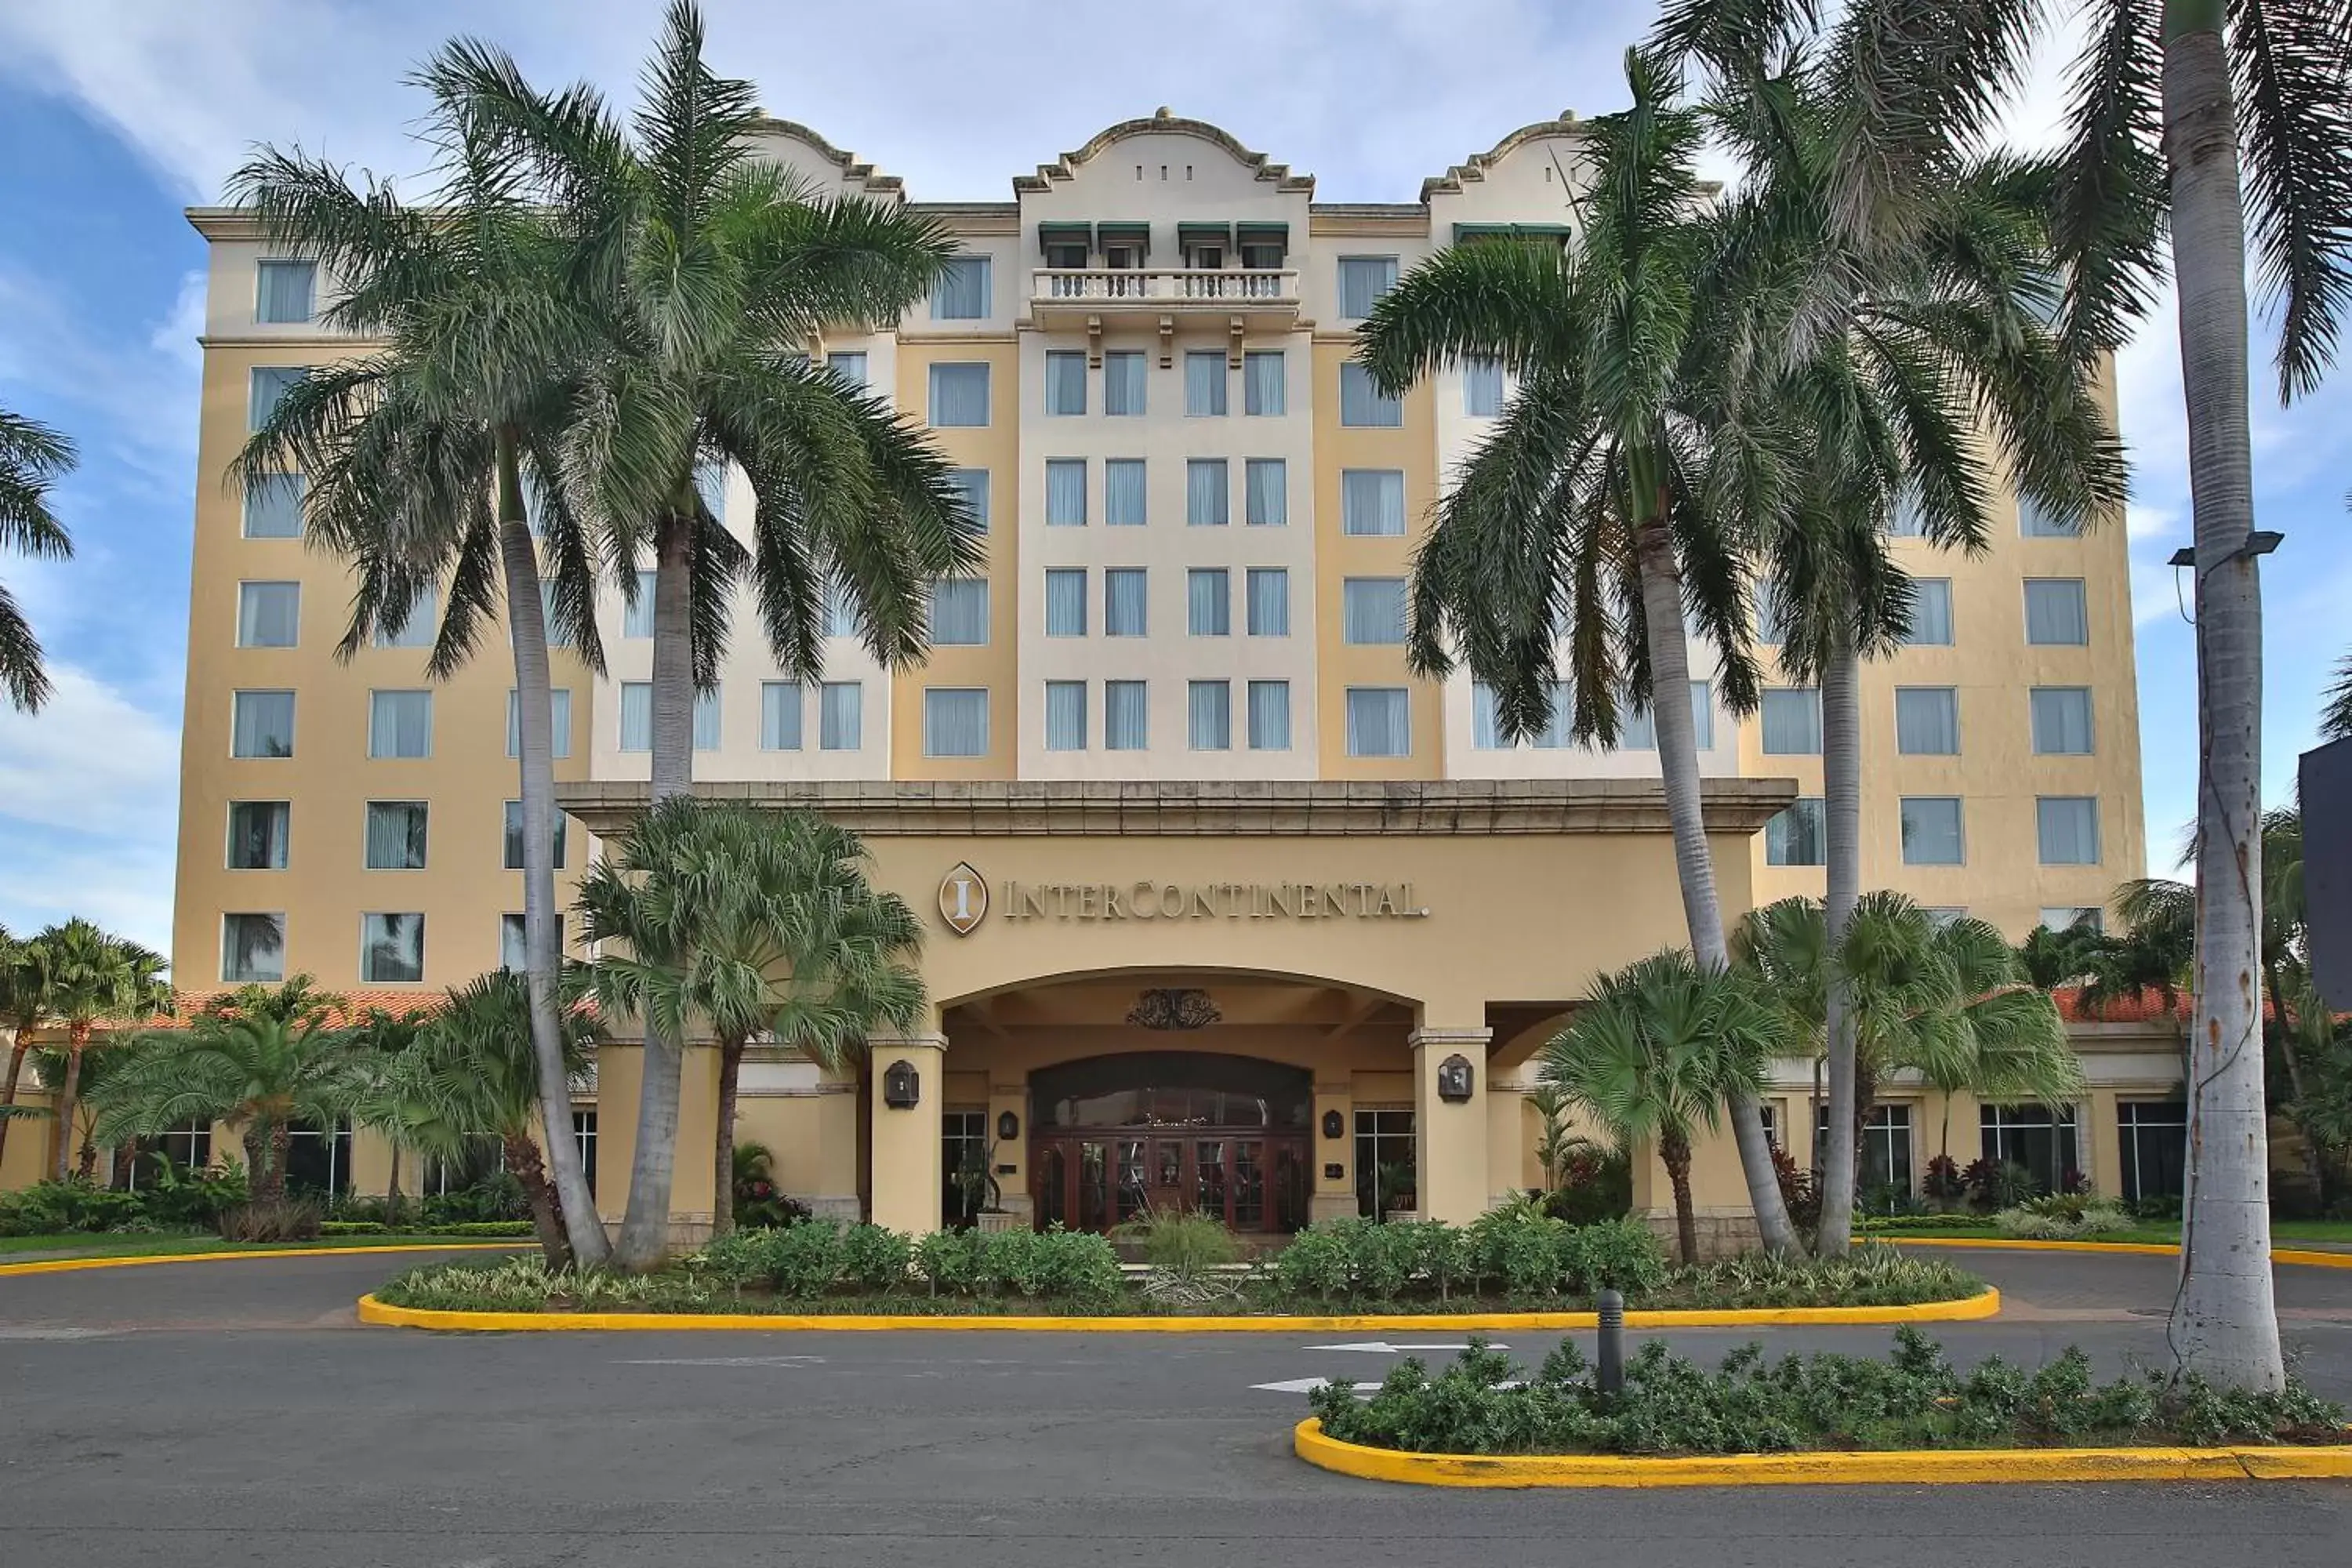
[997,1110,1021,1142]
[882,1058,920,1109]
[1436,1054,1475,1103]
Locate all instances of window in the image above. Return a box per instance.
[236,582,299,648]
[2031,687,2095,754]
[1690,681,1716,750]
[2118,1101,2188,1204]
[824,583,859,638]
[1105,568,1148,636]
[1817,1104,1916,1196]
[1184,351,1227,416]
[375,585,437,650]
[1754,579,1787,644]
[537,581,574,649]
[143,1117,212,1181]
[1044,681,1087,751]
[243,472,304,539]
[284,1118,355,1197]
[1613,681,1712,750]
[693,687,721,751]
[368,690,432,759]
[1104,351,1147,416]
[931,256,990,320]
[1464,356,1504,416]
[365,801,430,870]
[1904,579,1954,645]
[1346,687,1410,757]
[1980,1102,2079,1196]
[2024,578,2089,644]
[572,1109,598,1193]
[1045,458,1087,525]
[2037,796,2101,864]
[1243,350,1286,416]
[1341,469,1406,535]
[623,570,657,638]
[1759,688,1822,754]
[1187,568,1230,636]
[1105,680,1149,750]
[1340,362,1402,426]
[249,366,307,430]
[2020,496,2082,537]
[255,259,316,324]
[499,913,528,974]
[1243,458,1287,526]
[1342,577,1406,644]
[619,682,652,752]
[1766,798,1826,866]
[2042,906,2104,933]
[929,579,989,645]
[221,913,285,983]
[1044,569,1087,636]
[927,362,991,426]
[760,682,803,750]
[1889,495,1926,537]
[1247,680,1291,750]
[1894,686,1959,755]
[503,800,568,871]
[1246,568,1289,637]
[1186,680,1232,750]
[227,800,289,870]
[694,459,727,519]
[1924,906,1969,928]
[947,468,991,532]
[1354,1107,1415,1217]
[1470,682,1570,749]
[1338,256,1399,319]
[1900,796,1965,865]
[819,681,862,750]
[361,913,425,983]
[1186,459,1229,526]
[826,350,868,388]
[231,690,296,758]
[924,689,989,757]
[1044,350,1087,416]
[1105,458,1145,525]
[506,688,574,759]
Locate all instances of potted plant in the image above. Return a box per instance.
[956,1138,1022,1232]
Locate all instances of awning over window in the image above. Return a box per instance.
[1177,220,1232,246]
[1452,222,1573,244]
[1096,221,1151,256]
[1038,221,1094,247]
[1235,220,1290,259]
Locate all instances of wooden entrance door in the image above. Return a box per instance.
[1031,1131,1307,1234]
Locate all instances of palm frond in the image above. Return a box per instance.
[2230,0,2352,400]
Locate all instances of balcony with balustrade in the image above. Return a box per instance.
[1029,265,1301,332]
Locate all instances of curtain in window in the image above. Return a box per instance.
[1338,256,1398,318]
[948,468,990,531]
[232,691,295,758]
[1105,569,1148,636]
[1689,681,1715,750]
[1341,578,1405,644]
[1753,578,1786,644]
[760,682,803,750]
[506,688,573,759]
[238,583,299,648]
[930,579,989,644]
[820,682,863,750]
[1472,682,1501,749]
[1766,799,1826,865]
[1535,682,1570,749]
[2024,579,2088,644]
[1341,469,1405,535]
[1619,694,1657,750]
[1105,352,1146,416]
[827,350,869,388]
[1889,495,1926,536]
[2036,797,2100,864]
[924,690,988,757]
[1045,351,1087,415]
[1345,688,1409,756]
[1044,681,1087,750]
[1244,350,1285,415]
[249,367,307,430]
[1904,580,1953,644]
[1188,681,1232,750]
[1339,363,1401,426]
[1044,569,1087,635]
[369,691,431,758]
[256,260,315,324]
[1900,797,1965,864]
[361,913,425,983]
[1247,681,1290,750]
[1187,569,1229,636]
[1243,459,1286,526]
[1046,459,1087,525]
[366,802,427,870]
[1105,681,1149,750]
[932,256,989,319]
[1184,351,1227,416]
[1464,356,1503,416]
[499,914,528,973]
[624,570,657,637]
[825,583,859,638]
[223,913,285,982]
[692,688,722,750]
[691,459,727,521]
[619,683,653,752]
[1760,688,1823,754]
[1893,688,1958,754]
[375,583,437,649]
[928,362,991,426]
[1104,459,1145,525]
[1246,568,1288,636]
[536,581,574,649]
[2020,498,2079,537]
[243,472,304,538]
[2031,687,2094,753]
[1185,459,1229,525]
[230,801,290,869]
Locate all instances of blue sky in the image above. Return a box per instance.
[1,0,2346,960]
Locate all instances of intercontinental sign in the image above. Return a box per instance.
[937,863,1427,935]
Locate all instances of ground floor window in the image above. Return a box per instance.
[572,1109,597,1194]
[285,1120,355,1197]
[1355,1109,1416,1218]
[2118,1100,2187,1204]
[122,1118,212,1189]
[1980,1103,2079,1195]
[943,1109,989,1226]
[420,1134,504,1196]
[1812,1104,1915,1203]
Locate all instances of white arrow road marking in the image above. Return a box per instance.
[616,1355,826,1367]
[1302,1341,1504,1354]
[1252,1376,1526,1396]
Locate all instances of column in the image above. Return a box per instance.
[1410,1025,1493,1225]
[868,1014,946,1235]
[1485,1068,1529,1210]
[1310,1078,1357,1222]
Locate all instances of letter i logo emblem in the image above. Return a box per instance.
[939,862,989,935]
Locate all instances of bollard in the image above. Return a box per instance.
[1595,1287,1624,1398]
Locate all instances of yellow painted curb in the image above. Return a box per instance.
[1875,1236,2352,1270]
[0,1243,527,1279]
[1290,1418,2352,1489]
[354,1285,1998,1334]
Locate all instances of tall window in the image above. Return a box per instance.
[825,350,868,388]
[1104,351,1147,416]
[236,582,299,648]
[572,1110,598,1193]
[1105,568,1148,636]
[1463,356,1504,416]
[1105,458,1145,525]
[374,585,437,650]
[947,468,991,532]
[1184,351,1227,416]
[1044,350,1087,416]
[623,570,658,639]
[249,366,307,430]
[1889,495,1926,537]
[1341,578,1406,644]
[243,472,304,539]
[619,682,652,752]
[499,913,528,973]
[1341,469,1406,535]
[361,913,426,983]
[231,690,296,758]
[1613,682,1713,751]
[2042,906,2103,933]
[1186,459,1229,526]
[929,579,989,645]
[506,688,573,760]
[1247,680,1291,750]
[1246,568,1289,637]
[1759,688,1821,754]
[824,583,859,638]
[1044,681,1087,751]
[1980,1102,2078,1196]
[2037,796,2101,864]
[1105,681,1149,750]
[2020,497,2082,537]
[227,800,290,870]
[1345,688,1410,757]
[1754,579,1787,644]
[255,259,316,324]
[1900,796,1965,865]
[1471,681,1568,750]
[931,256,990,319]
[1353,1107,1414,1217]
[368,691,432,759]
[1244,459,1287,526]
[2024,579,2089,644]
[503,800,567,871]
[1903,579,1954,645]
[760,682,803,750]
[1243,350,1286,415]
[1893,687,1959,755]
[695,459,727,519]
[1820,1104,1916,1196]
[1044,568,1087,636]
[927,362,991,426]
[1187,680,1232,750]
[1337,256,1399,319]
[538,581,573,650]
[221,913,285,983]
[2118,1101,2188,1203]
[819,682,862,750]
[692,687,722,751]
[365,801,430,870]
[1046,459,1087,525]
[924,689,989,757]
[1187,568,1230,636]
[1339,362,1402,426]
[2031,687,2095,754]
[1766,797,1826,866]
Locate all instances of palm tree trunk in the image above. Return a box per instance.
[0,1036,29,1171]
[493,430,610,1270]
[2161,0,2281,1391]
[712,1034,746,1238]
[51,1025,89,1181]
[1817,640,1862,1254]
[386,1145,404,1229]
[503,1129,572,1270]
[1629,474,1797,1255]
[1661,1128,1699,1265]
[615,505,700,1271]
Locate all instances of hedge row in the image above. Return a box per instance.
[1270,1214,1668,1303]
[688,1222,1124,1302]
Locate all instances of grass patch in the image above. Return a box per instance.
[1857,1217,2352,1248]
[0,1232,530,1260]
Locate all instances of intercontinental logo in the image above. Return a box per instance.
[936,863,1428,932]
[938,862,989,936]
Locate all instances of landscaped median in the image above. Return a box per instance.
[0,1238,529,1278]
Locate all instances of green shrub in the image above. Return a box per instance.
[914,1229,982,1295]
[765,1220,852,1298]
[843,1224,913,1293]
[137,1160,249,1228]
[1467,1205,1570,1296]
[0,1180,148,1236]
[1112,1209,1243,1276]
[1406,1221,1475,1301]
[220,1198,322,1243]
[1561,1218,1668,1294]
[1994,1194,2134,1240]
[420,1173,530,1226]
[1270,1218,1361,1301]
[424,1220,536,1237]
[318,1220,389,1236]
[979,1225,1121,1301]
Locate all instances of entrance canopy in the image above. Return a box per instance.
[1033,1051,1312,1131]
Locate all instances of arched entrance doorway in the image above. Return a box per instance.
[1028,1052,1312,1234]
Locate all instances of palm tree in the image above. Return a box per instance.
[345,1005,430,1226]
[91,977,358,1204]
[0,405,76,713]
[572,800,926,1241]
[1357,49,1799,1254]
[2324,652,2352,742]
[0,922,52,1172]
[1541,949,1785,1262]
[459,2,982,1268]
[34,919,170,1181]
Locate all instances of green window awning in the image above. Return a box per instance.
[1177,220,1233,245]
[1236,221,1290,241]
[1096,221,1151,254]
[1452,221,1573,244]
[1038,222,1094,245]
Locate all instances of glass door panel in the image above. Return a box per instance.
[1077,1141,1109,1232]
[1196,1139,1229,1223]
[1230,1140,1263,1229]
